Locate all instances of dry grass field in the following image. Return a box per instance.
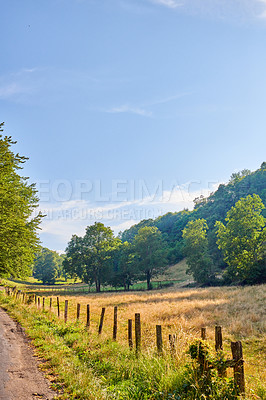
[43,284,266,396]
[2,283,265,398]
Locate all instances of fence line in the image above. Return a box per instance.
[4,286,246,397]
[15,279,182,295]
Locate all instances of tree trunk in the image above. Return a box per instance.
[96,279,101,292]
[147,271,151,290]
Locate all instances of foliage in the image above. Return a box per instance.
[121,163,266,272]
[187,339,236,399]
[64,223,120,292]
[61,163,266,289]
[0,122,43,278]
[229,168,252,184]
[107,241,138,290]
[82,223,120,292]
[63,235,87,282]
[33,247,64,284]
[216,194,266,283]
[133,226,168,290]
[182,219,216,284]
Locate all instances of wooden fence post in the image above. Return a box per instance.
[169,334,176,357]
[57,297,60,317]
[42,297,45,310]
[201,327,206,340]
[156,325,163,355]
[128,319,133,350]
[231,341,245,395]
[64,300,68,323]
[50,298,52,309]
[215,325,226,377]
[135,313,141,354]
[113,306,117,341]
[215,326,223,351]
[77,303,80,321]
[38,297,40,308]
[86,304,90,328]
[98,308,105,334]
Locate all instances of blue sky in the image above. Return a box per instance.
[1,0,266,252]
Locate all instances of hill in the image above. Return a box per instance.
[121,162,266,268]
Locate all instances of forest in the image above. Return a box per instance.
[62,163,266,290]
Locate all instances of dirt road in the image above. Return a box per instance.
[0,306,56,400]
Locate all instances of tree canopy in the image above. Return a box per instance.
[34,247,64,284]
[133,226,168,290]
[182,219,215,284]
[107,241,137,290]
[121,163,266,264]
[216,194,266,283]
[63,222,120,292]
[0,123,43,278]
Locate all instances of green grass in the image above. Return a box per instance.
[1,276,82,287]
[157,259,191,283]
[0,259,190,296]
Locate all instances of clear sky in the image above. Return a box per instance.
[1,0,266,252]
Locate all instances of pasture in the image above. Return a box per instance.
[1,283,265,399]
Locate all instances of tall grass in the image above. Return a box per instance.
[1,284,265,399]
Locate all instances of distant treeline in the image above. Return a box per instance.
[122,163,266,270]
[59,163,266,290]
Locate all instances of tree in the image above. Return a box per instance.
[229,169,251,184]
[34,247,63,284]
[82,223,120,292]
[107,241,138,290]
[63,235,86,282]
[216,194,266,283]
[133,226,168,290]
[64,223,119,292]
[0,123,43,278]
[182,219,215,284]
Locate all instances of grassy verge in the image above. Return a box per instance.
[0,289,265,399]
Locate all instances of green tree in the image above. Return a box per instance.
[82,223,119,292]
[34,247,62,284]
[63,235,86,282]
[216,194,266,283]
[107,241,137,290]
[0,123,43,278]
[229,169,251,184]
[64,223,119,292]
[182,219,215,284]
[133,226,168,290]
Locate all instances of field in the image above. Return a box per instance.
[1,283,265,399]
[1,259,191,293]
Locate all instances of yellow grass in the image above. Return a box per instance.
[36,284,266,397]
[157,258,191,283]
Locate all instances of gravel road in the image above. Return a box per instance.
[0,305,57,400]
